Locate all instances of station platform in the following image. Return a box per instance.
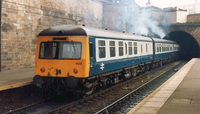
[128,58,200,114]
[0,68,34,91]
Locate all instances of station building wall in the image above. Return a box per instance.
[1,0,103,70]
[187,14,200,23]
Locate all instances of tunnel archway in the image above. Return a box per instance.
[165,31,200,60]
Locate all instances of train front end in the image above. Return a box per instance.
[33,35,90,89]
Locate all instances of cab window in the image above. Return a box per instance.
[58,42,82,59]
[39,42,82,59]
[39,42,57,59]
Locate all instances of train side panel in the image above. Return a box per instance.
[154,42,179,60]
[89,37,154,76]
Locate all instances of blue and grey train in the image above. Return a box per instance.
[33,25,179,94]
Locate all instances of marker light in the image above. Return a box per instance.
[74,68,78,74]
[41,67,45,72]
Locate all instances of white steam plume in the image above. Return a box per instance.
[124,1,166,38]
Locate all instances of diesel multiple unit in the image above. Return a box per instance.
[33,25,179,94]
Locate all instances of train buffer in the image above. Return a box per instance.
[0,68,34,92]
[128,58,200,114]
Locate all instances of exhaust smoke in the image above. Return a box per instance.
[124,1,166,38]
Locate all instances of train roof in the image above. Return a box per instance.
[38,25,152,41]
[38,25,177,44]
[152,37,177,43]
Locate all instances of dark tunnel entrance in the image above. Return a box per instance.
[165,31,200,60]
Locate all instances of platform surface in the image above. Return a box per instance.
[0,67,34,91]
[128,58,199,114]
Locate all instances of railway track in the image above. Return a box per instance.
[95,61,186,114]
[5,61,186,114]
[5,102,43,114]
[48,61,186,114]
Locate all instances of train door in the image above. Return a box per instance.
[89,37,96,76]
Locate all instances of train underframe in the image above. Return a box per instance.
[33,56,178,97]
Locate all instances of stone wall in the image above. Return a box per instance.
[187,14,200,23]
[1,0,103,70]
[103,4,124,32]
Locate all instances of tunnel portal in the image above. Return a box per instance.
[165,31,200,60]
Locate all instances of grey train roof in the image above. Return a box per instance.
[38,25,176,43]
[152,37,176,43]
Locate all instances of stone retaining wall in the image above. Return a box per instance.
[1,0,102,70]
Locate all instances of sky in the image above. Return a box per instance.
[135,0,200,8]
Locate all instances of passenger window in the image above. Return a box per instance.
[98,40,106,58]
[157,47,158,52]
[125,43,127,55]
[109,41,116,57]
[146,44,148,53]
[134,42,137,54]
[90,42,93,57]
[170,46,172,51]
[162,47,165,52]
[119,41,124,56]
[128,42,132,55]
[141,45,143,53]
[156,44,159,52]
[157,44,160,53]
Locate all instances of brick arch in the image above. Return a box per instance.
[169,24,200,48]
[165,24,200,58]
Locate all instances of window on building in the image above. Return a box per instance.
[119,41,124,56]
[109,41,116,57]
[98,40,106,58]
[134,42,137,54]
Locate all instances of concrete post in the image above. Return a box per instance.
[0,0,2,71]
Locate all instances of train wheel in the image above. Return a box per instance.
[41,85,55,99]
